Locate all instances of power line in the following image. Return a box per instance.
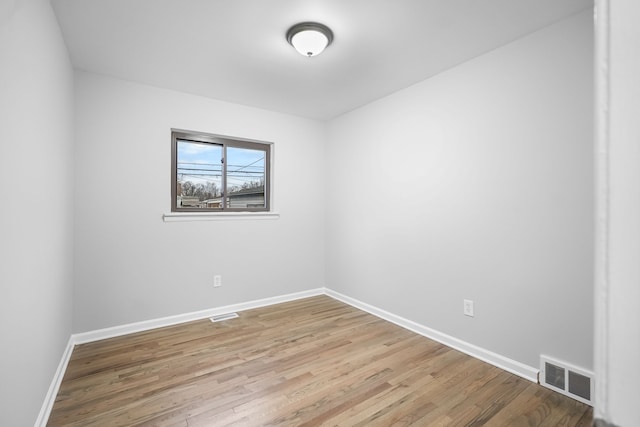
[227,157,264,173]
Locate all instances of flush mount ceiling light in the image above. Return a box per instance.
[286,22,334,57]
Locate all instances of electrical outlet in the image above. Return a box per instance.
[463,299,474,317]
[214,275,222,288]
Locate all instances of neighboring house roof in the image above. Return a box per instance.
[228,186,264,197]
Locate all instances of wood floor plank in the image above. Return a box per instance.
[48,295,592,426]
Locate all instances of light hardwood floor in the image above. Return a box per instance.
[48,296,592,426]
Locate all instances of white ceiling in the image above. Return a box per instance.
[51,0,593,121]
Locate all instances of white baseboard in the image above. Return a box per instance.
[324,288,539,383]
[35,335,75,427]
[73,288,325,344]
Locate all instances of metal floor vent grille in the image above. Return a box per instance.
[540,355,594,406]
[209,312,239,323]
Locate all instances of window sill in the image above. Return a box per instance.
[163,211,280,222]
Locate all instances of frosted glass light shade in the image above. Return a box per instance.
[291,30,328,57]
[286,22,334,57]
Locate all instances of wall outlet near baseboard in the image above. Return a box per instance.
[463,299,474,317]
[214,275,222,287]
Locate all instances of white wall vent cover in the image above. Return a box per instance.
[209,312,239,323]
[540,355,594,406]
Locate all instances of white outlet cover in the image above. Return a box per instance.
[214,275,222,287]
[464,299,474,317]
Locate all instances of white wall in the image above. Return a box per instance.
[594,0,640,425]
[326,11,593,370]
[0,0,75,425]
[73,72,325,332]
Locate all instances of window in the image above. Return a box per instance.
[171,130,271,212]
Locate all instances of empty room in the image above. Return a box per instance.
[1,0,638,426]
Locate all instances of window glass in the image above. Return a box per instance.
[226,146,266,209]
[176,140,223,209]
